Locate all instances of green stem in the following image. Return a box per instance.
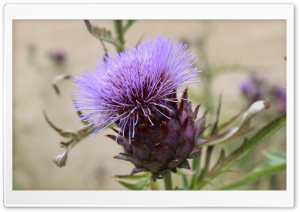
[123,20,136,33]
[197,146,214,189]
[114,20,125,52]
[164,171,173,190]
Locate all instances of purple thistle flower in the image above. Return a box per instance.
[73,37,206,179]
[73,37,200,138]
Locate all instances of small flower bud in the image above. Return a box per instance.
[48,49,67,65]
[53,150,68,167]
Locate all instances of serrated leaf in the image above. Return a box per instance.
[209,114,286,178]
[225,115,285,168]
[254,151,286,172]
[84,20,121,49]
[219,162,286,190]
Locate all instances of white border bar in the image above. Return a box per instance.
[4,4,293,20]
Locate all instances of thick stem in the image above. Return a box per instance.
[164,170,173,190]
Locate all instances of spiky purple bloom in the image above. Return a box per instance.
[73,37,205,180]
[73,37,199,138]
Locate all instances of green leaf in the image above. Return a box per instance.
[254,151,286,171]
[225,115,285,168]
[219,150,286,190]
[209,114,286,178]
[116,178,151,190]
[263,151,286,163]
[84,20,121,49]
[219,162,286,190]
[114,173,152,190]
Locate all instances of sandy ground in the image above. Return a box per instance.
[12,20,286,190]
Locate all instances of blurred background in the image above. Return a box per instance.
[13,20,286,190]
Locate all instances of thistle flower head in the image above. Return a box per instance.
[73,37,199,137]
[73,36,205,180]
